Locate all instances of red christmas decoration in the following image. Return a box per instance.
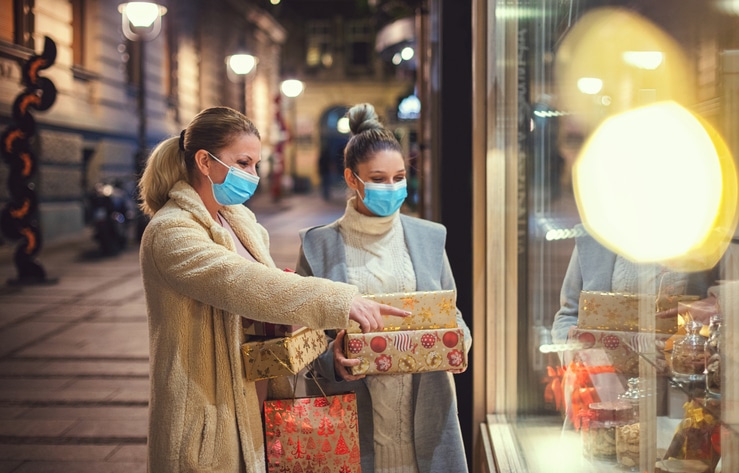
[334,434,350,455]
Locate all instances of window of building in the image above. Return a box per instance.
[71,0,85,67]
[1,0,34,47]
[305,20,332,69]
[345,19,372,74]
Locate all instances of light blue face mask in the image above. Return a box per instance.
[207,152,259,205]
[354,174,408,217]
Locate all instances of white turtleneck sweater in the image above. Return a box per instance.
[338,196,419,473]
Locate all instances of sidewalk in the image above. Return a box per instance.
[0,189,345,473]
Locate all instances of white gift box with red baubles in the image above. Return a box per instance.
[343,290,466,375]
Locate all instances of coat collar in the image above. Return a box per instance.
[168,180,275,267]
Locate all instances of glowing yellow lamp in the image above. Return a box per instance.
[555,7,693,129]
[573,101,739,272]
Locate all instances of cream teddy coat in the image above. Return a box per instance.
[140,181,359,472]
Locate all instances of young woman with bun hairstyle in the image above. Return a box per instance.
[296,103,471,473]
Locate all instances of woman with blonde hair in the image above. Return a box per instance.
[138,106,408,473]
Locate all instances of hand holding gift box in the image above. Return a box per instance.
[342,290,468,376]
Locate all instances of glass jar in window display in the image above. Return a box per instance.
[616,378,642,470]
[581,400,632,461]
[671,320,707,383]
[704,314,722,397]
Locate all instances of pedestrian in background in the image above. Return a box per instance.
[137,106,409,473]
[296,103,471,473]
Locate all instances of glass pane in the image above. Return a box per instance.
[501,0,739,471]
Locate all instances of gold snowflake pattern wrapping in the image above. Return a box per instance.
[578,291,699,334]
[241,328,328,381]
[347,290,458,333]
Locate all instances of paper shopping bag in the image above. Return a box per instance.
[264,393,362,473]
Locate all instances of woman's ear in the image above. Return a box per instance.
[344,167,358,191]
[194,150,212,177]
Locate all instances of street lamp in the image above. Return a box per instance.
[227,53,257,76]
[118,2,166,174]
[118,2,167,42]
[226,53,258,114]
[280,79,304,182]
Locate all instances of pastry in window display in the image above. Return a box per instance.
[616,378,642,470]
[664,398,721,472]
[580,400,632,460]
[671,320,707,383]
[704,314,721,397]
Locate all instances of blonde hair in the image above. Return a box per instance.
[139,107,260,216]
[343,103,402,173]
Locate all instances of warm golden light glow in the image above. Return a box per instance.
[227,54,257,75]
[556,7,693,128]
[573,101,738,271]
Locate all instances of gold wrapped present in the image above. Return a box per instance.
[347,290,457,333]
[344,327,467,375]
[569,328,672,377]
[241,328,327,381]
[578,291,700,334]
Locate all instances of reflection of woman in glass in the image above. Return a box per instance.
[550,225,719,345]
[296,103,471,473]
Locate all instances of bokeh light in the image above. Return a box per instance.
[573,101,738,272]
[555,7,694,131]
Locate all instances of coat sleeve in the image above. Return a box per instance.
[143,215,357,330]
[551,245,583,345]
[440,249,472,353]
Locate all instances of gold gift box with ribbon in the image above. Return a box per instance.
[241,328,327,381]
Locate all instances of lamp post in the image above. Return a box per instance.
[280,79,304,182]
[118,2,166,175]
[226,52,258,114]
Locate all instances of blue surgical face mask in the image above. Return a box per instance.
[207,152,260,205]
[354,173,408,217]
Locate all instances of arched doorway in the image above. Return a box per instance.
[317,105,351,201]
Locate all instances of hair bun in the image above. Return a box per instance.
[348,103,382,135]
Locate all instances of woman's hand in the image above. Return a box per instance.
[333,330,366,381]
[348,294,410,333]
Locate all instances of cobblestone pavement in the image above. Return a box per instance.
[0,189,345,473]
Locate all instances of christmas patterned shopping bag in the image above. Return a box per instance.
[264,393,361,473]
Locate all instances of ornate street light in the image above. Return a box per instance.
[118,2,167,42]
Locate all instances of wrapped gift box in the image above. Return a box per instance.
[578,291,700,334]
[569,328,672,377]
[347,290,458,333]
[344,327,467,375]
[241,328,327,381]
[243,320,303,337]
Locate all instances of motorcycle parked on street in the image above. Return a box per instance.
[87,176,147,255]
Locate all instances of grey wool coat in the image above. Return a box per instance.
[550,224,718,344]
[296,213,471,473]
[139,181,359,473]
